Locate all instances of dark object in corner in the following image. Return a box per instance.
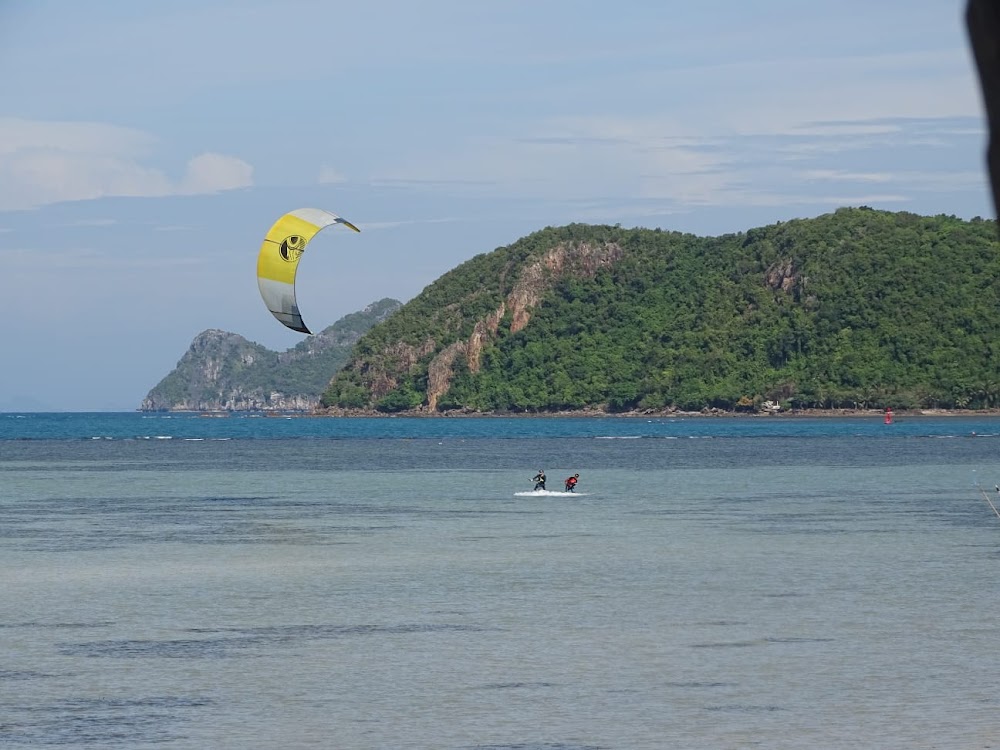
[967,0,1000,222]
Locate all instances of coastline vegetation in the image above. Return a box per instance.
[322,208,1000,415]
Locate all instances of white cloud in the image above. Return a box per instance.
[357,217,464,231]
[802,193,909,206]
[375,117,736,206]
[179,153,253,194]
[0,118,253,210]
[372,71,985,211]
[0,245,209,271]
[791,123,902,137]
[0,117,155,158]
[363,31,987,214]
[65,218,119,227]
[0,149,172,209]
[805,170,894,183]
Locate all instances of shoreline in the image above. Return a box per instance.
[220,406,1000,419]
[318,409,1000,422]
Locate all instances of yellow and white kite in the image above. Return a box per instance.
[256,208,360,334]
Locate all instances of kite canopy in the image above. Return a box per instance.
[256,208,360,334]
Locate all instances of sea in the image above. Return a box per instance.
[2,411,999,749]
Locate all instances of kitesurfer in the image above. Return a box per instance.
[532,470,546,491]
[564,474,579,492]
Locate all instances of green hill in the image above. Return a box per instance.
[321,209,1000,413]
[141,298,401,411]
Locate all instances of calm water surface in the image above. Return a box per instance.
[2,414,999,748]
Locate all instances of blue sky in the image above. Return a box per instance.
[0,0,993,411]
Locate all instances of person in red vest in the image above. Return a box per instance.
[564,473,579,492]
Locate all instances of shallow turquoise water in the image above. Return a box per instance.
[2,415,999,748]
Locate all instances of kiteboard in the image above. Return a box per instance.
[514,489,587,497]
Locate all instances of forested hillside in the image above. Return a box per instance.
[321,209,1000,413]
[142,299,400,411]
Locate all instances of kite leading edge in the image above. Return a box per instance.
[256,208,361,334]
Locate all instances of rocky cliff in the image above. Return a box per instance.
[140,298,401,411]
[320,211,1000,414]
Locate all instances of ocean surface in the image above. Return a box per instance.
[2,412,1000,749]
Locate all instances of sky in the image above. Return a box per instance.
[0,0,994,411]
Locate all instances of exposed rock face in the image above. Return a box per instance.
[765,257,810,300]
[140,299,401,411]
[421,240,624,410]
[508,241,623,334]
[765,259,796,293]
[361,338,438,402]
[468,310,503,370]
[426,341,465,411]
[321,213,1000,415]
[140,329,273,411]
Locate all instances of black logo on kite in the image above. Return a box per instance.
[279,235,307,262]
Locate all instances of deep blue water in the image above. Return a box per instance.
[3,410,999,441]
[3,411,999,473]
